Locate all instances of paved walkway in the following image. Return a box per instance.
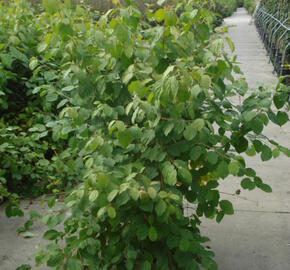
[201,8,290,270]
[0,200,49,269]
[0,7,289,270]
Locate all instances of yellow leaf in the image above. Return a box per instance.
[200,175,208,186]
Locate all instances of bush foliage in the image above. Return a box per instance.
[243,0,257,14]
[260,0,289,17]
[244,0,289,15]
[1,0,289,269]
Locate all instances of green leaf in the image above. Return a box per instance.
[178,167,192,185]
[37,42,47,53]
[246,145,256,156]
[0,54,13,69]
[130,187,139,201]
[190,146,203,161]
[89,190,99,202]
[190,85,201,100]
[125,260,134,270]
[232,136,248,153]
[22,231,36,239]
[259,183,272,193]
[273,92,287,109]
[225,36,235,52]
[5,205,24,218]
[217,161,229,179]
[197,23,210,41]
[47,253,63,267]
[252,119,264,134]
[157,0,166,5]
[276,112,288,126]
[169,194,180,201]
[48,196,56,208]
[261,145,272,161]
[192,118,205,131]
[154,9,165,22]
[167,235,179,248]
[148,187,157,200]
[16,265,31,270]
[219,200,234,215]
[207,152,218,165]
[118,129,133,148]
[166,76,179,99]
[164,122,174,136]
[85,157,94,169]
[179,238,190,252]
[148,226,158,242]
[136,224,148,240]
[67,258,82,270]
[141,261,151,270]
[128,80,148,98]
[107,206,116,219]
[228,161,240,175]
[126,249,137,260]
[184,124,197,141]
[253,140,263,153]
[108,190,119,202]
[243,111,256,122]
[97,173,109,188]
[164,11,177,26]
[216,211,224,223]
[115,24,130,42]
[201,75,211,89]
[161,161,177,186]
[43,0,60,14]
[46,92,58,102]
[29,57,38,70]
[155,200,167,216]
[62,85,75,92]
[43,229,61,240]
[241,178,256,190]
[272,148,280,158]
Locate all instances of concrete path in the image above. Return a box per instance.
[224,9,278,89]
[0,200,49,269]
[200,8,290,270]
[0,7,289,270]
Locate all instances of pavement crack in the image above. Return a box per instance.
[234,209,290,214]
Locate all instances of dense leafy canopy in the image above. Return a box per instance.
[260,0,289,17]
[0,0,289,269]
[243,0,257,14]
[244,0,289,15]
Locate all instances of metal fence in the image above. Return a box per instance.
[254,6,290,79]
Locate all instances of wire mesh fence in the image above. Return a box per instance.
[253,4,290,83]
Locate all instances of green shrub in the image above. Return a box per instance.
[243,0,257,14]
[237,0,244,7]
[1,0,289,269]
[0,0,79,209]
[215,0,238,18]
[260,0,289,17]
[0,0,48,205]
[213,0,239,26]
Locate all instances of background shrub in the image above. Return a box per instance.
[0,0,79,209]
[243,0,257,14]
